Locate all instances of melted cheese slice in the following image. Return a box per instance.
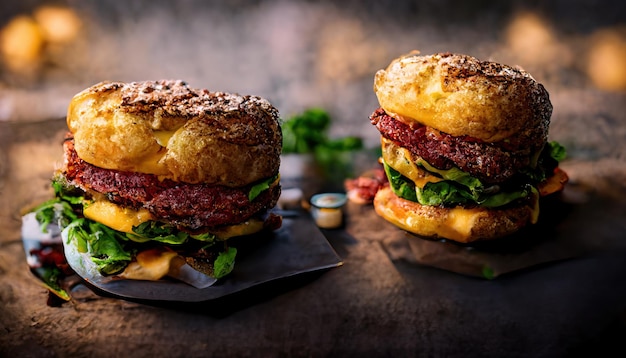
[381,137,443,189]
[83,195,268,240]
[442,206,482,239]
[212,219,265,239]
[108,130,180,177]
[134,151,169,177]
[153,129,178,147]
[441,194,540,241]
[118,247,181,281]
[83,198,154,233]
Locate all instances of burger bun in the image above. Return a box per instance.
[67,80,282,186]
[373,51,552,143]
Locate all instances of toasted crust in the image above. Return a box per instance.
[373,51,552,143]
[373,186,539,243]
[67,80,282,186]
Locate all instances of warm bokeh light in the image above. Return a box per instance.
[0,15,44,70]
[33,6,81,44]
[586,28,626,92]
[506,12,555,63]
[0,6,81,75]
[499,10,582,88]
[315,19,387,84]
[504,11,572,69]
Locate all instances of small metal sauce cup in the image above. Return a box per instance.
[310,193,347,229]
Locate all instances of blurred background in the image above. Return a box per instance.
[0,0,625,148]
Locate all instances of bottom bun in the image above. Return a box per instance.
[373,186,539,243]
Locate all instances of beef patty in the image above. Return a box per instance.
[60,136,279,231]
[370,108,545,184]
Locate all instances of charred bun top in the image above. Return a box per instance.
[373,51,552,144]
[66,80,282,187]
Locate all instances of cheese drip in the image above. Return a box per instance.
[381,137,443,189]
[153,129,178,147]
[118,247,181,281]
[131,129,181,176]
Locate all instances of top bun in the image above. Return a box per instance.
[67,80,282,187]
[373,51,552,143]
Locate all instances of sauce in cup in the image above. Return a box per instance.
[310,193,347,229]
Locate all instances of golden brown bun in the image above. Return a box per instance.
[67,80,282,186]
[373,186,539,243]
[373,51,552,143]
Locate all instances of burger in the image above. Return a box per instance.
[370,52,568,243]
[33,80,283,282]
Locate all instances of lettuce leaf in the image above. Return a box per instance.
[213,247,237,279]
[549,141,567,162]
[32,177,82,231]
[383,161,530,208]
[417,181,475,206]
[32,266,71,301]
[383,160,417,202]
[33,199,76,232]
[248,175,278,201]
[415,157,483,191]
[127,221,189,244]
[65,218,132,275]
[520,141,567,183]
